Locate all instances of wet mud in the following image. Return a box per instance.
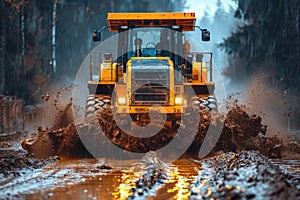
[189,151,299,199]
[1,95,300,199]
[22,103,300,160]
[0,131,59,176]
[0,151,299,199]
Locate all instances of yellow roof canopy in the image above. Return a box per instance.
[107,12,196,32]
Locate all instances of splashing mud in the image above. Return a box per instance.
[17,81,300,161]
[25,84,75,132]
[3,85,299,199]
[22,99,300,160]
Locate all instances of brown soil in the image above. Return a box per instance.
[0,132,58,175]
[21,103,300,160]
[189,151,300,199]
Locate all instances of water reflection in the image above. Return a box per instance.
[17,157,203,200]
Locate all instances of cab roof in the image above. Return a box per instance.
[107,12,196,32]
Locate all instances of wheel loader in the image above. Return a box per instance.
[86,12,217,152]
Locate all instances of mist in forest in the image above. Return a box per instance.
[220,0,300,131]
[187,0,300,131]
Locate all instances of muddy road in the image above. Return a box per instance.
[1,99,300,199]
[0,151,299,199]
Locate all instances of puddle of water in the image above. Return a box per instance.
[153,159,202,200]
[0,154,203,200]
[22,158,140,200]
[26,171,134,200]
[1,153,300,200]
[0,158,119,199]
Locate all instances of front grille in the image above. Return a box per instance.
[131,70,169,105]
[132,85,168,104]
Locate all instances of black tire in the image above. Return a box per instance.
[85,94,111,123]
[85,94,96,122]
[191,95,218,113]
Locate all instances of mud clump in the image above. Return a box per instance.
[49,123,98,157]
[0,151,58,175]
[127,152,169,199]
[23,124,91,158]
[127,168,167,199]
[282,136,300,159]
[0,131,57,175]
[188,104,300,159]
[189,151,300,199]
[96,109,178,153]
[188,105,269,157]
[211,105,300,159]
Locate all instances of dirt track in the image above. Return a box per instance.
[0,151,299,199]
[1,103,300,199]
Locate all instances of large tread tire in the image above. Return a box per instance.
[191,95,218,114]
[85,95,111,123]
[85,95,96,123]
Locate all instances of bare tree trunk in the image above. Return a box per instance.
[19,0,25,99]
[0,96,24,134]
[0,1,7,94]
[52,0,57,75]
[0,97,3,133]
[21,1,25,58]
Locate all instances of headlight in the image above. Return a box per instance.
[117,97,126,105]
[175,97,183,105]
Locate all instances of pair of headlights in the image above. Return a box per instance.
[117,97,184,105]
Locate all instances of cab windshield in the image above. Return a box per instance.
[126,27,183,59]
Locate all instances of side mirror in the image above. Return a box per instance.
[93,30,101,42]
[201,29,210,41]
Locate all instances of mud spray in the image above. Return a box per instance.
[237,76,300,159]
[21,82,300,160]
[22,84,76,158]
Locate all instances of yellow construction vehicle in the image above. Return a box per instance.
[86,12,216,152]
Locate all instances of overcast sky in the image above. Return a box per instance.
[184,0,238,19]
